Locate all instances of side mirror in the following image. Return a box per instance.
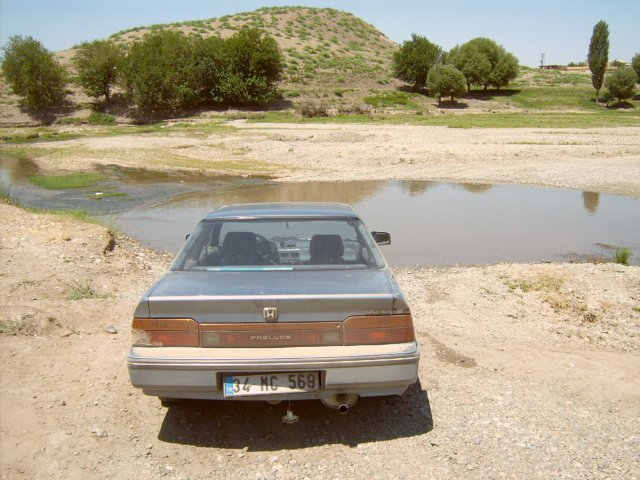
[371,231,391,245]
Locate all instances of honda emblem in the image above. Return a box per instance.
[263,307,278,321]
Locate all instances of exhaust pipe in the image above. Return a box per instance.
[321,393,358,413]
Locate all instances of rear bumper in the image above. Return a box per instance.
[127,342,420,401]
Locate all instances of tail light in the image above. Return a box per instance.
[131,314,415,347]
[132,318,199,347]
[343,314,415,345]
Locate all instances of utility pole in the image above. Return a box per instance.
[540,52,545,69]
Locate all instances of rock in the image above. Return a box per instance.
[91,428,108,438]
[105,326,118,334]
[60,330,74,338]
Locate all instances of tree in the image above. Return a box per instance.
[450,44,491,91]
[393,34,442,92]
[588,20,609,102]
[604,68,638,104]
[427,65,466,105]
[73,39,125,103]
[212,28,284,103]
[490,51,519,90]
[121,28,283,112]
[632,53,640,81]
[1,35,67,110]
[465,38,501,90]
[449,38,518,91]
[122,30,200,112]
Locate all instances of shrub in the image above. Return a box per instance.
[631,53,640,83]
[338,103,371,115]
[1,35,67,110]
[605,68,638,103]
[427,65,467,104]
[614,247,632,265]
[88,111,116,125]
[297,99,328,117]
[0,181,11,203]
[57,117,84,125]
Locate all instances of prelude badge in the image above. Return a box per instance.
[263,307,278,321]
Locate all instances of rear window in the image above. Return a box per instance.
[171,218,386,271]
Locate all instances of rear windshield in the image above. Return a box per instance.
[171,218,386,271]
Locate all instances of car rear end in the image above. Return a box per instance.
[127,203,420,410]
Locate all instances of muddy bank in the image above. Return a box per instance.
[1,202,639,478]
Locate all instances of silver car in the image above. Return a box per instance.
[127,203,419,413]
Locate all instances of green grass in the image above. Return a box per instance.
[614,247,632,265]
[498,87,601,110]
[503,275,564,294]
[27,208,99,224]
[0,120,235,145]
[0,182,11,203]
[1,130,85,144]
[28,172,105,190]
[67,282,109,300]
[364,91,422,109]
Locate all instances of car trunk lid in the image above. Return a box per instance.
[146,270,395,323]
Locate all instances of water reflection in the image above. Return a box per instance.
[398,181,436,197]
[113,180,640,266]
[191,181,385,206]
[2,155,637,266]
[460,183,494,194]
[582,191,600,215]
[0,154,39,183]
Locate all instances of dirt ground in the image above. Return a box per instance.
[1,198,639,479]
[2,122,640,478]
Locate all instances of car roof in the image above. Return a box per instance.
[204,203,359,220]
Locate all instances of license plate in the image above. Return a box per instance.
[223,372,320,397]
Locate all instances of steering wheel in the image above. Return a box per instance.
[254,234,280,265]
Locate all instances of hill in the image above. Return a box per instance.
[105,7,399,97]
[2,7,638,126]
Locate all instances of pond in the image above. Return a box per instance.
[2,155,639,266]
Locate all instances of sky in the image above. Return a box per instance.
[1,0,638,67]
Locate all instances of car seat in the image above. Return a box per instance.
[223,232,258,265]
[309,234,344,264]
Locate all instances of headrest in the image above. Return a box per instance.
[223,232,257,257]
[309,234,344,260]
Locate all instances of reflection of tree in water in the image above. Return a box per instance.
[197,181,386,206]
[460,183,493,194]
[398,181,436,197]
[582,191,600,215]
[0,153,40,181]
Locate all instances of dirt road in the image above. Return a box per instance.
[1,202,639,479]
